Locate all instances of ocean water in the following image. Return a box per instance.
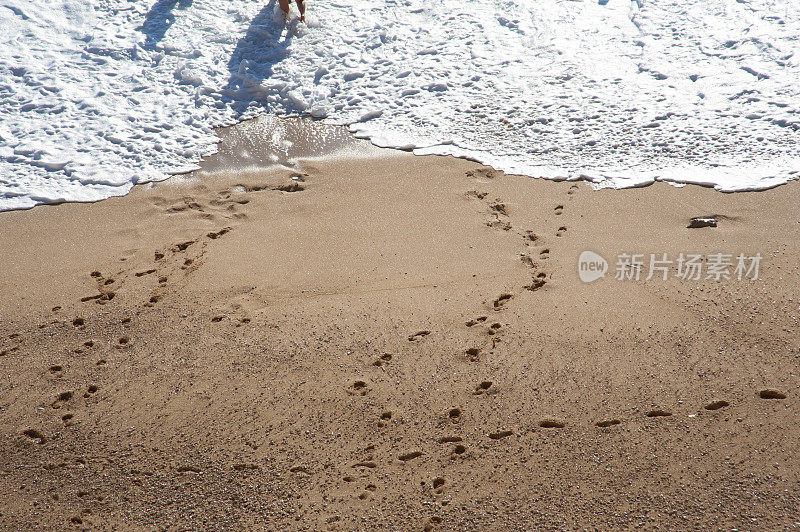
[1,0,799,210]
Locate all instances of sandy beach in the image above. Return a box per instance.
[1,126,799,529]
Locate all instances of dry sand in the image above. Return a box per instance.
[1,126,799,529]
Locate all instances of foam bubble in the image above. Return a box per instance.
[1,0,799,211]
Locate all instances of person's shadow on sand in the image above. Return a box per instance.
[224,0,298,117]
[140,0,194,49]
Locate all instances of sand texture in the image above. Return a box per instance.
[1,149,799,529]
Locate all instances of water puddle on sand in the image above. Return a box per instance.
[197,115,389,175]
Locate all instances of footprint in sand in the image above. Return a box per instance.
[567,184,579,195]
[596,419,621,428]
[377,411,393,427]
[473,381,496,395]
[72,317,85,328]
[487,218,513,231]
[759,389,786,399]
[173,240,196,253]
[490,201,508,216]
[0,346,19,356]
[164,198,206,215]
[556,226,567,237]
[466,168,497,180]
[80,291,115,304]
[465,316,487,327]
[22,429,46,445]
[431,477,446,494]
[520,254,536,268]
[289,465,312,475]
[704,400,730,411]
[525,272,547,291]
[424,516,443,532]
[274,182,305,193]
[347,380,370,396]
[372,353,393,367]
[484,197,512,231]
[539,418,565,429]
[492,293,512,310]
[488,429,513,440]
[646,409,672,418]
[86,271,117,306]
[448,408,462,424]
[466,190,488,200]
[358,483,378,500]
[57,390,72,401]
[52,391,72,408]
[464,347,481,362]
[451,444,467,457]
[408,330,431,341]
[422,516,442,532]
[539,249,550,260]
[398,451,423,462]
[554,205,564,215]
[207,227,232,240]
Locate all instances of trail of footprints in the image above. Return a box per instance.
[24,311,138,439]
[4,169,788,528]
[153,172,306,220]
[13,196,292,480]
[331,341,791,530]
[13,176,314,465]
[72,174,309,311]
[76,227,234,310]
[462,172,584,364]
[321,171,791,528]
[466,168,577,318]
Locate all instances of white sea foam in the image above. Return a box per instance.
[1,0,799,210]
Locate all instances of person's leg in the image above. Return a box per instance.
[279,0,290,14]
[295,0,305,21]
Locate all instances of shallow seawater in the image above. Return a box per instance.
[2,0,799,211]
[198,115,386,175]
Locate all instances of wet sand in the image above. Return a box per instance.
[1,128,799,529]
